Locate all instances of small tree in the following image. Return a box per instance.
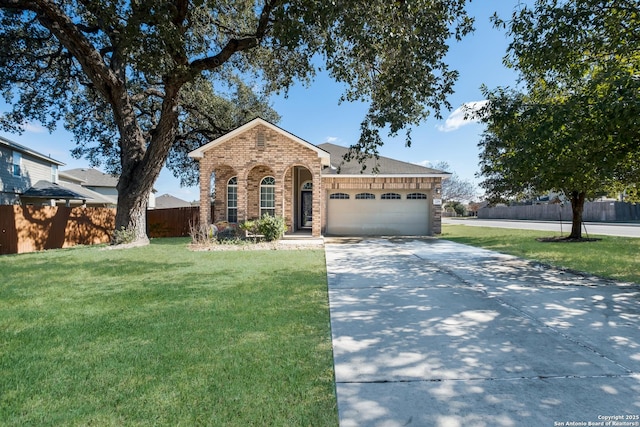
[477,0,640,239]
[445,201,466,216]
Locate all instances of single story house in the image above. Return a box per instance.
[188,118,449,237]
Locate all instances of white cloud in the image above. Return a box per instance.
[414,160,434,168]
[21,122,47,133]
[325,136,339,143]
[437,100,488,132]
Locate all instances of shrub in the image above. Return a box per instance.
[111,226,137,245]
[257,214,286,241]
[239,219,259,236]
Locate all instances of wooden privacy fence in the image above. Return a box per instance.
[147,206,200,238]
[0,205,115,255]
[1,205,201,255]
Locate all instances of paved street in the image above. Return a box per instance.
[326,238,640,426]
[444,217,640,238]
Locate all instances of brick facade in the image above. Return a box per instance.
[196,123,324,237]
[191,119,444,237]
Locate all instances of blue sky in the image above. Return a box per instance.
[1,1,525,202]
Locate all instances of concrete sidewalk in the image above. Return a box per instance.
[325,238,640,427]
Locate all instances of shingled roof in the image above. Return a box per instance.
[317,143,450,176]
[22,180,90,200]
[59,168,119,187]
[155,194,192,209]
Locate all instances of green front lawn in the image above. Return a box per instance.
[442,224,640,285]
[0,238,337,426]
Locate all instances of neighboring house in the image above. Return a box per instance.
[59,168,156,208]
[188,118,449,237]
[154,193,192,209]
[0,135,65,205]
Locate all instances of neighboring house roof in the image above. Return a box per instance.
[22,180,89,200]
[0,135,65,166]
[318,143,451,177]
[56,180,118,205]
[188,117,331,166]
[22,180,117,205]
[155,193,192,209]
[59,168,119,187]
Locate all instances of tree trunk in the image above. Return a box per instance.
[114,187,150,245]
[568,190,586,239]
[112,86,181,246]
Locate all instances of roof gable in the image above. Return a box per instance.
[318,143,450,177]
[188,118,330,166]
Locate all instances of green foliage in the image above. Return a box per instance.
[445,201,467,216]
[477,0,640,237]
[0,0,473,239]
[239,219,259,236]
[240,216,286,242]
[257,214,286,242]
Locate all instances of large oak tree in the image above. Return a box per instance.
[477,0,639,239]
[0,0,473,245]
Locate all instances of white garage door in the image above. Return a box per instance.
[327,191,430,236]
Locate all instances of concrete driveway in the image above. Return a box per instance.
[325,238,640,427]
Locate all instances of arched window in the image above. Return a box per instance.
[355,193,375,200]
[329,193,350,200]
[260,176,276,217]
[381,193,401,200]
[301,181,313,190]
[227,177,237,223]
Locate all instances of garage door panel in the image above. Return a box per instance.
[327,192,429,236]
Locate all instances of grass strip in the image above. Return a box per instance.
[441,224,640,285]
[0,238,337,426]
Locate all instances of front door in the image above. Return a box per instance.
[301,190,312,228]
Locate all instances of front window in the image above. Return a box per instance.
[51,165,58,183]
[227,177,237,223]
[260,176,276,217]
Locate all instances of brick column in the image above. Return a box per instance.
[312,169,322,237]
[199,166,211,226]
[237,175,247,224]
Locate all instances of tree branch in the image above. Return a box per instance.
[188,0,280,74]
[30,0,121,103]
